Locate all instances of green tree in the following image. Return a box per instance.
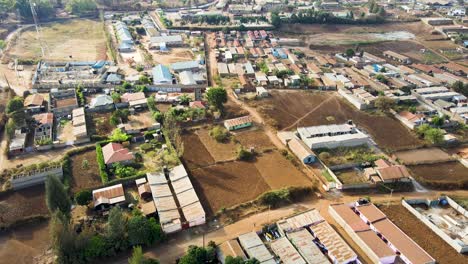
[178,245,217,264]
[206,87,227,111]
[375,74,388,84]
[271,12,281,28]
[111,92,121,103]
[110,128,131,142]
[139,75,151,85]
[128,215,163,246]
[209,126,230,142]
[15,0,54,20]
[74,190,92,206]
[345,48,355,57]
[374,96,395,113]
[45,175,71,215]
[114,162,137,178]
[179,94,191,105]
[66,0,97,15]
[424,128,444,144]
[431,115,444,127]
[5,118,16,139]
[84,235,107,260]
[451,80,468,97]
[106,207,128,252]
[6,96,24,115]
[225,256,260,264]
[128,246,160,264]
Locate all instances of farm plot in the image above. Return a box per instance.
[380,204,468,264]
[181,131,215,170]
[70,150,102,192]
[394,148,454,165]
[8,19,107,61]
[0,186,48,228]
[89,112,115,136]
[234,129,276,152]
[252,91,424,151]
[408,161,468,189]
[254,151,311,189]
[196,129,238,162]
[190,162,270,216]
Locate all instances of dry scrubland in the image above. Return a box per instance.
[182,128,311,216]
[8,19,106,61]
[251,91,424,151]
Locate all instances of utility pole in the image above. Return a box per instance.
[29,0,47,58]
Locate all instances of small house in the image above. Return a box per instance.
[224,116,253,131]
[256,86,269,98]
[287,137,316,164]
[24,94,45,113]
[90,95,114,109]
[102,142,134,166]
[93,184,126,210]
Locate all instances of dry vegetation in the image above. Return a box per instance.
[408,161,468,189]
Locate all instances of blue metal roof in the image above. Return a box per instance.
[152,64,173,84]
[170,60,199,71]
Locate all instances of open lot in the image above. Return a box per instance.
[335,169,367,185]
[196,129,238,162]
[254,151,311,189]
[190,162,270,216]
[124,111,155,131]
[89,112,114,136]
[0,186,47,228]
[70,150,102,192]
[408,161,468,189]
[57,121,76,143]
[394,148,454,165]
[182,128,312,216]
[251,91,423,151]
[380,203,468,264]
[151,48,194,65]
[8,19,106,61]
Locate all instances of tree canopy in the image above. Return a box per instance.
[206,87,227,111]
[45,175,71,215]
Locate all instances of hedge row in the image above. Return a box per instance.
[95,143,109,184]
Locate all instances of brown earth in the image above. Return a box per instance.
[90,112,115,136]
[181,131,215,170]
[234,129,276,152]
[380,203,468,264]
[0,186,47,228]
[408,161,468,189]
[254,151,312,189]
[394,148,454,165]
[196,129,238,162]
[190,161,271,216]
[70,150,102,192]
[224,98,249,119]
[251,91,424,151]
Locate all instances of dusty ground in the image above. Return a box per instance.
[335,169,367,185]
[181,131,215,170]
[0,186,48,228]
[57,121,76,143]
[70,150,102,193]
[408,161,468,189]
[89,112,115,136]
[379,203,468,264]
[196,128,238,162]
[233,128,276,152]
[254,151,312,189]
[394,148,454,165]
[151,48,194,65]
[125,111,155,130]
[190,161,271,216]
[223,98,249,119]
[250,91,424,151]
[7,19,106,61]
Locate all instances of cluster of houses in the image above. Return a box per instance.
[92,164,205,234]
[152,59,207,88]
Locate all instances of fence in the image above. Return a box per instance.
[11,165,63,190]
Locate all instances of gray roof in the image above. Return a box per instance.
[152,64,173,84]
[151,35,183,44]
[90,95,113,107]
[298,124,354,138]
[170,60,200,72]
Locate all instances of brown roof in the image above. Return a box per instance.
[356,204,387,223]
[374,159,392,169]
[224,116,252,128]
[33,113,53,125]
[356,230,395,258]
[138,182,151,196]
[399,111,425,123]
[140,201,157,216]
[102,142,134,164]
[373,219,434,264]
[411,64,443,74]
[218,239,247,260]
[93,184,124,201]
[24,94,44,107]
[331,204,370,232]
[377,165,411,181]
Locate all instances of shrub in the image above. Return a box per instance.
[75,190,92,206]
[209,126,230,142]
[237,146,254,161]
[259,189,290,208]
[318,152,331,161]
[140,143,153,152]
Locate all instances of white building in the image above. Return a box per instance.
[297,123,371,149]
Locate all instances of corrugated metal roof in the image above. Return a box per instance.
[176,188,199,207]
[171,176,194,194]
[270,237,306,264]
[287,229,330,264]
[169,164,188,181]
[277,209,324,233]
[152,64,173,84]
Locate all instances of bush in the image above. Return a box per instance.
[75,190,92,206]
[96,144,109,183]
[318,152,331,161]
[209,126,230,142]
[237,146,255,161]
[140,143,153,153]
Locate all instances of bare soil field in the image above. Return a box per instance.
[190,161,270,216]
[380,203,468,264]
[0,186,47,228]
[196,129,238,162]
[57,121,76,143]
[125,111,155,130]
[254,151,311,189]
[8,19,106,61]
[251,91,423,151]
[224,98,249,119]
[335,169,367,185]
[151,48,193,65]
[408,161,468,189]
[234,129,276,152]
[181,131,215,170]
[394,148,454,165]
[89,112,115,136]
[70,150,102,192]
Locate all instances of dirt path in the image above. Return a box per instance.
[282,94,337,131]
